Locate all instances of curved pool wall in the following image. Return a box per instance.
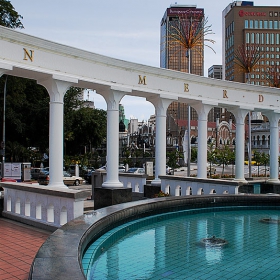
[29,194,280,279]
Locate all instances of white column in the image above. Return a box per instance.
[266,112,280,183]
[149,97,173,186]
[232,108,248,182]
[101,87,129,188]
[38,76,76,188]
[193,103,212,178]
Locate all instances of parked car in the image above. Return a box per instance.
[84,169,95,184]
[126,167,145,174]
[96,166,106,171]
[119,165,125,172]
[31,168,43,180]
[153,165,174,175]
[38,171,85,186]
[166,166,174,175]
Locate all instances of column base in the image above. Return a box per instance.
[48,183,68,188]
[94,187,132,210]
[266,179,280,184]
[234,178,248,184]
[102,180,123,188]
[151,178,161,186]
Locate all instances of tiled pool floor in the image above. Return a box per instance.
[84,208,280,279]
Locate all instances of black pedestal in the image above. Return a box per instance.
[94,187,132,210]
[144,184,161,198]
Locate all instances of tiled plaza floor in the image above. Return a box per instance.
[0,218,52,280]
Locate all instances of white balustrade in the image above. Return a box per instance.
[160,176,243,196]
[110,173,147,193]
[1,182,90,230]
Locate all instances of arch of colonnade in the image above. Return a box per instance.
[0,26,280,187]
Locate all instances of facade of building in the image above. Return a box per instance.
[208,65,223,79]
[223,1,280,156]
[160,4,204,138]
[223,1,280,85]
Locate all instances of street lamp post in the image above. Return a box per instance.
[2,76,7,177]
[216,113,220,148]
[248,112,252,178]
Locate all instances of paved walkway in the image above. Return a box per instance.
[0,218,53,280]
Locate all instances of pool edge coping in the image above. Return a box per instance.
[29,194,280,280]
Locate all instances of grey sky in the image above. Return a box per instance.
[11,0,280,120]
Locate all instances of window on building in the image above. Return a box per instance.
[245,20,248,29]
[246,33,250,43]
[250,20,253,28]
[259,20,263,29]
[269,21,273,29]
[271,34,274,44]
[264,21,268,28]
[266,33,269,44]
[254,20,258,29]
[251,33,254,43]
[274,21,278,29]
[256,33,259,44]
[276,34,279,45]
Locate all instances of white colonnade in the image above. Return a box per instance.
[0,26,280,188]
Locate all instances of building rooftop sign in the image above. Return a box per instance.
[167,7,204,17]
[239,10,266,17]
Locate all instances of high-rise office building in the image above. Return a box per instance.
[160,4,204,75]
[208,65,223,79]
[223,1,280,85]
[160,4,205,124]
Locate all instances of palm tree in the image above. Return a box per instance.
[234,43,263,83]
[164,14,215,176]
[166,14,215,60]
[265,66,280,88]
[234,43,263,178]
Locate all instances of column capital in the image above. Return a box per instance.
[101,87,131,111]
[231,108,249,124]
[265,111,280,127]
[148,96,174,117]
[38,76,77,103]
[192,103,213,121]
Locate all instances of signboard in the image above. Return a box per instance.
[4,162,21,180]
[146,161,154,177]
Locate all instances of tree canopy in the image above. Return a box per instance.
[0,76,107,165]
[0,0,24,29]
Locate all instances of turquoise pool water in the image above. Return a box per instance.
[83,207,280,279]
